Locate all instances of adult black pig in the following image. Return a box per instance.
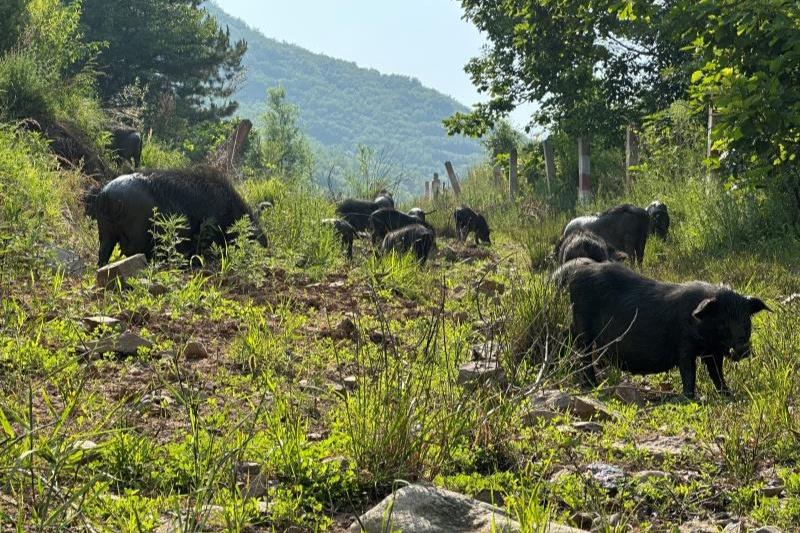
[110,128,143,168]
[556,229,627,264]
[381,224,435,265]
[95,167,267,266]
[322,218,357,260]
[335,195,395,232]
[647,200,670,239]
[369,207,432,245]
[560,204,649,264]
[453,207,491,245]
[554,259,769,399]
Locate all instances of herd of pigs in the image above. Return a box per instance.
[91,168,769,400]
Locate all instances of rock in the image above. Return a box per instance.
[754,527,783,533]
[592,513,622,529]
[761,481,785,497]
[70,440,100,463]
[328,280,346,288]
[306,432,325,442]
[586,462,624,490]
[634,470,671,482]
[343,376,358,391]
[369,330,395,346]
[329,382,346,396]
[44,246,86,277]
[781,293,800,305]
[140,391,174,413]
[236,462,262,477]
[679,519,722,533]
[522,409,561,425]
[82,316,124,332]
[637,435,689,459]
[458,360,506,389]
[613,384,645,406]
[572,421,604,433]
[723,522,745,533]
[348,484,585,533]
[96,254,147,288]
[241,473,273,499]
[570,512,595,530]
[530,390,618,421]
[84,331,152,356]
[183,341,208,361]
[452,311,470,324]
[470,341,501,360]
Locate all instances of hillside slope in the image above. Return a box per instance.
[206,3,483,191]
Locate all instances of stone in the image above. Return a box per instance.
[679,519,722,533]
[458,360,506,389]
[761,481,785,497]
[572,421,604,433]
[586,462,624,490]
[470,341,501,360]
[522,409,561,426]
[140,392,175,413]
[638,435,689,459]
[183,341,208,361]
[306,432,325,442]
[82,316,124,332]
[613,384,645,406]
[348,484,585,533]
[45,246,86,277]
[71,440,100,463]
[84,331,152,356]
[343,376,358,391]
[96,254,148,288]
[530,390,618,421]
[570,512,595,530]
[634,470,671,482]
[754,527,783,533]
[332,318,358,340]
[781,293,800,305]
[723,522,745,533]
[452,311,470,324]
[236,462,262,477]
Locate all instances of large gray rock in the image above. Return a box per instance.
[458,360,506,389]
[83,331,152,356]
[45,246,86,277]
[348,485,586,533]
[96,254,147,288]
[530,390,618,421]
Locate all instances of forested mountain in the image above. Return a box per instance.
[206,3,483,192]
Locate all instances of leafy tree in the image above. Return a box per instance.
[258,87,313,180]
[79,0,246,134]
[0,0,26,53]
[686,0,800,177]
[445,0,692,137]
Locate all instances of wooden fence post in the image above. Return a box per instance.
[432,172,441,200]
[542,138,555,194]
[508,147,519,198]
[577,137,592,203]
[444,161,462,198]
[625,124,639,188]
[492,164,502,188]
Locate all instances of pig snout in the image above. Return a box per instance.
[729,343,752,361]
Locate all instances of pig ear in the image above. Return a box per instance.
[692,298,718,320]
[747,297,770,314]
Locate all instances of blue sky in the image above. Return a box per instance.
[214,0,535,130]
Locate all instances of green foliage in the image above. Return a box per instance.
[0,0,26,52]
[686,0,800,178]
[446,0,692,136]
[256,87,313,181]
[80,0,247,138]
[140,139,190,169]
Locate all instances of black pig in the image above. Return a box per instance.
[370,208,433,246]
[335,196,394,232]
[381,224,435,265]
[322,218,357,259]
[453,207,491,245]
[554,259,769,399]
[556,229,627,264]
[561,204,649,264]
[647,200,670,239]
[95,167,266,266]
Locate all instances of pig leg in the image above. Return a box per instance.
[703,355,730,395]
[98,233,117,266]
[677,355,697,399]
[345,235,353,260]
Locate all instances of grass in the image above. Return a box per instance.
[1,122,800,531]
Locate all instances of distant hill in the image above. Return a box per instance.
[206,3,483,195]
